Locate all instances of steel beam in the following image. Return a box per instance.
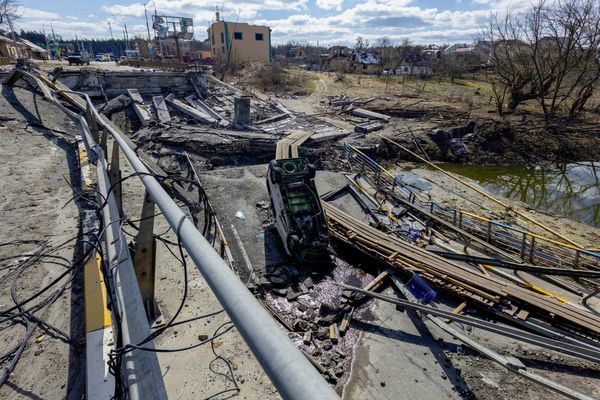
[133,191,162,324]
[95,146,167,400]
[338,283,600,364]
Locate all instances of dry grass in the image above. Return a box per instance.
[233,63,315,96]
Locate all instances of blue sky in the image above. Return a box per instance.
[15,0,532,45]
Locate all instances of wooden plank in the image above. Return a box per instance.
[290,131,313,158]
[152,96,171,123]
[323,202,600,335]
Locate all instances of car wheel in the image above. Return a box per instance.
[307,163,317,179]
[287,235,300,254]
[270,164,283,184]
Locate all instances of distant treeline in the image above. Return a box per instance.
[18,30,128,55]
[17,30,209,56]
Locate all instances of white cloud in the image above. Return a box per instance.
[316,0,343,11]
[14,0,536,44]
[102,3,146,18]
[16,6,59,20]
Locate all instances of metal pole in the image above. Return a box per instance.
[101,110,338,400]
[52,88,339,400]
[144,6,153,60]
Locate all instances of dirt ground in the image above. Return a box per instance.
[258,70,600,166]
[0,85,84,399]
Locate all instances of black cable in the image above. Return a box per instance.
[205,322,241,400]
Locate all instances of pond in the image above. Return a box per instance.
[438,162,600,228]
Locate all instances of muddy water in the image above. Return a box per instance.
[439,162,600,227]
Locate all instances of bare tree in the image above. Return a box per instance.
[0,0,18,28]
[483,0,600,118]
[526,0,600,117]
[375,36,396,74]
[482,12,537,114]
[354,36,370,51]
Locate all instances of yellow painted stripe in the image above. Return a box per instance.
[483,264,568,303]
[78,142,94,190]
[84,253,111,332]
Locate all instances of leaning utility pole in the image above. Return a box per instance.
[7,15,18,57]
[43,28,50,59]
[144,6,153,60]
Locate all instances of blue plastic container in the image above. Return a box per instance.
[404,273,436,304]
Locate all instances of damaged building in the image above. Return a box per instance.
[208,11,272,64]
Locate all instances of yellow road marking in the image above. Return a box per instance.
[84,253,111,332]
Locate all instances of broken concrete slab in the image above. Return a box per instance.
[98,94,132,116]
[127,88,152,126]
[350,108,391,122]
[152,95,171,123]
[310,130,351,143]
[165,94,217,124]
[184,95,229,127]
[255,113,290,125]
[355,121,384,133]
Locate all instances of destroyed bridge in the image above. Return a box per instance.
[0,64,599,400]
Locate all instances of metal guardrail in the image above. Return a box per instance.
[342,144,600,271]
[14,69,339,400]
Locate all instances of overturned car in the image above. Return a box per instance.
[267,158,330,262]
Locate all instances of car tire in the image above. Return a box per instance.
[269,161,283,184]
[307,163,317,179]
[287,235,300,254]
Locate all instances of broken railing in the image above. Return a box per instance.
[8,68,339,400]
[342,144,600,272]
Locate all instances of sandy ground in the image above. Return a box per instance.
[0,85,84,399]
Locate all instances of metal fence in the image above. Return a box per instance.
[342,144,600,271]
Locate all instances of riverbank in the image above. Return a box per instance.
[393,163,600,249]
[260,70,600,166]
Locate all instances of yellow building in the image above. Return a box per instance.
[208,15,271,64]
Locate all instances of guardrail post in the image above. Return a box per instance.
[529,236,536,263]
[520,232,528,260]
[458,211,463,229]
[133,191,163,325]
[486,221,492,242]
[361,154,366,174]
[109,143,123,215]
[85,103,99,144]
[574,250,580,268]
[453,209,457,225]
